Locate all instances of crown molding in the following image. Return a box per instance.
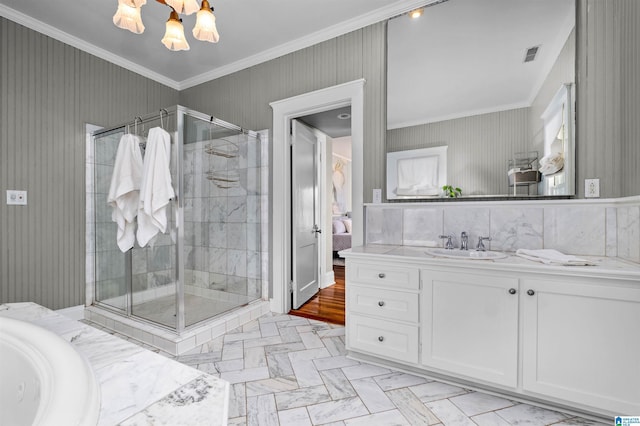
[0,4,181,90]
[2,0,435,91]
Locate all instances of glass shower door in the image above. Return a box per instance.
[93,129,128,312]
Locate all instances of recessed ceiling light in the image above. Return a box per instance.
[409,8,424,19]
[337,113,351,120]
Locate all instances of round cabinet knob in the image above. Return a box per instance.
[378,301,385,307]
[508,288,517,295]
[527,289,535,296]
[378,273,386,279]
[378,336,384,342]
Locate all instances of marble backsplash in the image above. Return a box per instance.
[365,197,640,263]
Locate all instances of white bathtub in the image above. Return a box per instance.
[0,317,101,426]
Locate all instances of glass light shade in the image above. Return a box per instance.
[113,0,145,34]
[192,4,219,43]
[161,11,190,51]
[165,0,199,15]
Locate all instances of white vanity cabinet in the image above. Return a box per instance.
[343,250,640,418]
[346,261,420,364]
[420,269,519,388]
[521,278,640,414]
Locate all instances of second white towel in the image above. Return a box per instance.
[107,134,144,252]
[137,127,175,247]
[515,249,595,266]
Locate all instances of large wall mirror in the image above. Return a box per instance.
[386,0,576,199]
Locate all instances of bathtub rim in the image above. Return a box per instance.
[0,316,101,426]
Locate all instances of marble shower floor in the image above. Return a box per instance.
[89,313,608,426]
[132,293,249,328]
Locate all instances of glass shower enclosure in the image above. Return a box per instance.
[92,105,264,333]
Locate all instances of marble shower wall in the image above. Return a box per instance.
[182,131,268,301]
[365,197,640,262]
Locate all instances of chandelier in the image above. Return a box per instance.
[112,0,220,52]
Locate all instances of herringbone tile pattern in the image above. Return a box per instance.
[91,314,607,425]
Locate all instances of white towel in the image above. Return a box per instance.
[137,127,175,247]
[107,134,144,252]
[515,249,595,266]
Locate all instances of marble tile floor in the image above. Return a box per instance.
[86,313,609,426]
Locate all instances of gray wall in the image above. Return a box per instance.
[387,108,529,196]
[577,0,640,198]
[0,17,178,309]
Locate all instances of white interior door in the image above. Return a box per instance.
[291,120,321,309]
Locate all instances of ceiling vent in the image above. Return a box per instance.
[524,46,540,63]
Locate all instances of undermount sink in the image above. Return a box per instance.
[426,248,508,260]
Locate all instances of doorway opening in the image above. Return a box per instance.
[269,79,365,318]
[289,107,353,324]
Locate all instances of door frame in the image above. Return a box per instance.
[270,79,365,314]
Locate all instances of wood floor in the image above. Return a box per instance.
[290,265,345,325]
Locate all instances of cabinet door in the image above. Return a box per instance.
[522,279,640,415]
[421,270,519,388]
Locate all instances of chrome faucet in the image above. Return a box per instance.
[439,235,454,250]
[460,232,469,250]
[476,236,492,251]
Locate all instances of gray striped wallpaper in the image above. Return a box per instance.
[2,0,639,310]
[576,0,640,198]
[0,17,178,309]
[387,108,530,197]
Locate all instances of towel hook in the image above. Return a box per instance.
[160,108,168,130]
[134,116,143,135]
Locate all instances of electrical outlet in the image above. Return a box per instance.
[372,188,382,204]
[6,190,27,205]
[585,179,600,198]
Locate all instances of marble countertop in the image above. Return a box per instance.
[0,302,229,426]
[341,245,640,282]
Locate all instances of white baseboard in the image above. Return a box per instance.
[55,305,85,321]
[320,270,336,289]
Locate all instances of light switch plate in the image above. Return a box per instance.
[585,179,600,198]
[372,188,382,204]
[6,190,27,205]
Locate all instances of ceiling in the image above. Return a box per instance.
[0,0,428,90]
[387,0,575,129]
[299,107,352,139]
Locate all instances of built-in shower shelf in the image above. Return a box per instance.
[206,170,240,188]
[205,140,239,158]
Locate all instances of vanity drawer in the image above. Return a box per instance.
[348,284,419,323]
[347,262,419,290]
[347,314,419,364]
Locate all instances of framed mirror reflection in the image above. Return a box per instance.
[386,0,576,199]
